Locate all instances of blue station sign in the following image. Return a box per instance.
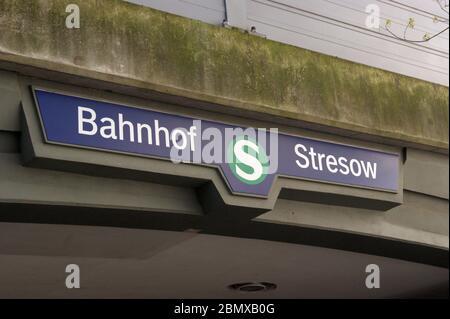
[33,89,399,197]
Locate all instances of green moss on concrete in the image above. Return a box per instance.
[0,0,448,148]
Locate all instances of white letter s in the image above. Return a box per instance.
[234,140,263,182]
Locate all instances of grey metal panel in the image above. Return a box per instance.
[0,70,21,131]
[392,0,448,18]
[404,148,449,199]
[267,0,448,52]
[224,0,247,29]
[125,0,226,25]
[246,0,449,86]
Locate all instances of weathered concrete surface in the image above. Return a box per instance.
[0,0,448,150]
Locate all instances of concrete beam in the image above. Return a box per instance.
[0,0,447,151]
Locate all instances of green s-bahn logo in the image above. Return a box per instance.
[227,136,270,185]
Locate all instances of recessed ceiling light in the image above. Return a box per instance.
[228,282,277,292]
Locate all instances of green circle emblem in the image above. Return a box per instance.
[227,136,269,185]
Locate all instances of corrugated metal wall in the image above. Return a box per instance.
[125,0,449,86]
[126,0,226,24]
